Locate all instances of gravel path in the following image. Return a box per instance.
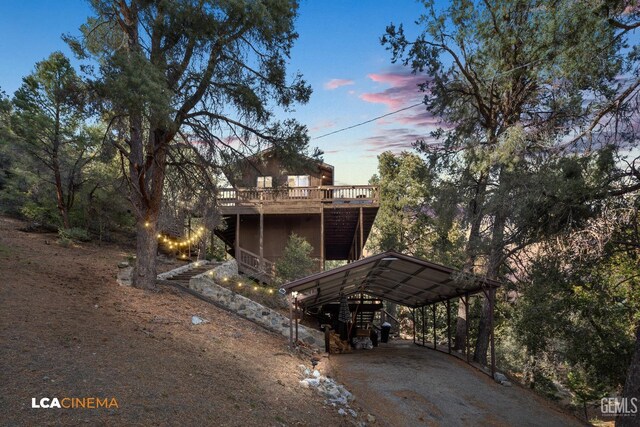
[330,340,584,427]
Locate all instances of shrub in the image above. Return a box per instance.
[58,227,91,242]
[274,233,316,285]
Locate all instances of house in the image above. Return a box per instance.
[215,149,379,281]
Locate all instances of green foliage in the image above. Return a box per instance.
[382,0,639,400]
[274,233,316,284]
[206,234,227,262]
[567,368,607,406]
[57,236,72,248]
[9,52,101,229]
[58,227,91,243]
[515,246,638,394]
[19,197,60,227]
[367,151,464,266]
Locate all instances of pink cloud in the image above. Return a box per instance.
[360,92,403,109]
[324,78,355,90]
[359,128,444,154]
[359,71,427,110]
[310,119,337,132]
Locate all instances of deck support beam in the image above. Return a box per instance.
[359,207,364,259]
[235,213,240,259]
[259,206,264,272]
[320,208,325,270]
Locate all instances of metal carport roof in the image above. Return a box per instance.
[282,250,500,308]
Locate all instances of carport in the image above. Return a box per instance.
[282,250,501,376]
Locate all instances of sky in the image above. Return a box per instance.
[0,1,442,185]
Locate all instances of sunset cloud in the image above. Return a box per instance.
[358,127,443,155]
[310,119,338,132]
[359,71,426,110]
[324,78,355,90]
[357,69,447,137]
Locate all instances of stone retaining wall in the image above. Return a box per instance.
[189,273,324,349]
[205,259,238,280]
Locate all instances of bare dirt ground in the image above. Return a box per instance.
[329,340,586,427]
[0,216,351,426]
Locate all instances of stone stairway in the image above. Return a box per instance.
[163,266,212,286]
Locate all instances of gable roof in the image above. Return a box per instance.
[282,250,500,308]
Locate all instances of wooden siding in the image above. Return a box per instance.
[231,152,333,188]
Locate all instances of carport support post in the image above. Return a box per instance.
[421,306,425,346]
[289,296,293,347]
[489,288,496,378]
[446,299,452,354]
[412,308,416,344]
[464,293,470,363]
[432,304,437,350]
[295,296,299,343]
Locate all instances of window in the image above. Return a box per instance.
[256,176,272,188]
[287,175,309,187]
[287,175,309,197]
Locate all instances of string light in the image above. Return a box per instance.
[156,226,207,248]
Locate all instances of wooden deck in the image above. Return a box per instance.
[217,185,379,214]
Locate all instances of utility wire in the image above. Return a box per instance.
[313,102,424,140]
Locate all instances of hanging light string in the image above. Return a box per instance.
[157,226,206,249]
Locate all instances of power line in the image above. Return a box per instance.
[313,102,424,140]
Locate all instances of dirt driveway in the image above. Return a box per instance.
[330,340,584,427]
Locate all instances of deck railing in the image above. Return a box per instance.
[237,247,276,283]
[218,185,378,206]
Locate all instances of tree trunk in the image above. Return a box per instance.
[474,171,506,365]
[52,106,70,229]
[54,168,70,229]
[474,294,492,365]
[616,324,640,427]
[453,299,467,351]
[134,220,158,290]
[454,172,487,351]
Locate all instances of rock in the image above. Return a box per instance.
[367,414,376,423]
[348,409,358,418]
[323,386,341,400]
[501,380,512,387]
[312,369,321,378]
[191,315,207,325]
[494,372,508,383]
[116,266,134,286]
[338,408,346,416]
[117,261,130,268]
[299,380,309,389]
[301,378,320,388]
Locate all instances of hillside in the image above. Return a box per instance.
[0,216,350,426]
